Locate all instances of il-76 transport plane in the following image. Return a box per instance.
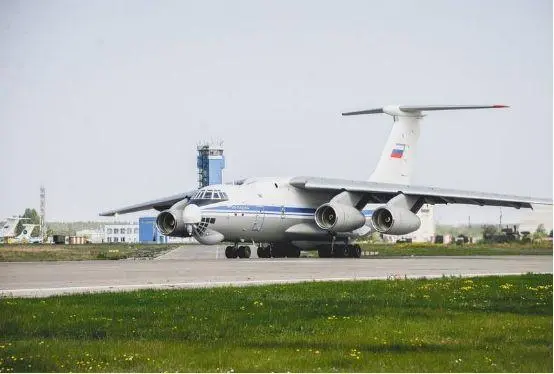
[100,105,552,259]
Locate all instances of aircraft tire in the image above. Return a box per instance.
[287,247,301,258]
[317,247,332,258]
[265,246,271,258]
[351,244,362,258]
[225,246,236,259]
[271,245,285,258]
[335,245,350,258]
[238,246,251,258]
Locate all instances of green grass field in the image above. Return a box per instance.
[359,242,553,257]
[0,244,181,262]
[0,274,551,372]
[1,242,551,262]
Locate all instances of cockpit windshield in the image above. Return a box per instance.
[189,188,229,206]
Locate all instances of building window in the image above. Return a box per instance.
[134,228,139,234]
[121,237,125,242]
[114,228,119,234]
[107,237,112,243]
[113,237,118,243]
[107,228,113,234]
[127,228,132,234]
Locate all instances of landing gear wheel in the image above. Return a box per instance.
[271,245,284,258]
[257,246,271,258]
[225,246,237,259]
[287,247,301,258]
[317,246,332,258]
[238,246,251,259]
[351,244,362,258]
[335,245,350,258]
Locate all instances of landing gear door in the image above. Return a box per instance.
[251,206,265,232]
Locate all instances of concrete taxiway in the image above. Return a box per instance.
[0,245,552,298]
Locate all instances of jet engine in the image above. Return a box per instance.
[314,202,366,232]
[371,206,421,235]
[156,203,201,237]
[156,203,224,244]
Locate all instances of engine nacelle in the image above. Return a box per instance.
[156,210,191,237]
[156,203,201,237]
[371,206,421,235]
[315,202,366,232]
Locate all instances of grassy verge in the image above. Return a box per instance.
[0,274,551,372]
[359,242,553,257]
[0,244,181,262]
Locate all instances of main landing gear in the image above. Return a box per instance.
[257,244,301,258]
[225,245,251,259]
[225,243,300,259]
[317,244,362,258]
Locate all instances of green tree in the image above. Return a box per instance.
[14,208,41,237]
[533,224,547,241]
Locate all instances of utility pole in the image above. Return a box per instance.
[40,185,46,241]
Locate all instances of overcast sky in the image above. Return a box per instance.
[0,0,552,224]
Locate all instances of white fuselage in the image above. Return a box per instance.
[193,177,374,245]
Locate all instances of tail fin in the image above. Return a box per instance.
[342,104,509,185]
[15,224,37,242]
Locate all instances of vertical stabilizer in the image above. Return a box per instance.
[368,112,420,184]
[342,104,508,185]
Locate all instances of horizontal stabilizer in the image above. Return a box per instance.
[342,104,509,117]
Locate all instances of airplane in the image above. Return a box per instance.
[1,217,29,243]
[100,104,552,259]
[11,224,41,244]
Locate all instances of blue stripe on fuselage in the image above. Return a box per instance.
[202,205,373,217]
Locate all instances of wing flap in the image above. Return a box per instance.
[99,190,196,217]
[290,177,551,209]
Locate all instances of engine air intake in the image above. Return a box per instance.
[314,202,366,232]
[156,211,177,235]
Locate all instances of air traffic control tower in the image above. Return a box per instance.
[197,142,225,187]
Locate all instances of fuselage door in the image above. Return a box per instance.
[251,206,265,232]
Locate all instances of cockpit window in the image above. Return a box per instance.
[189,188,229,206]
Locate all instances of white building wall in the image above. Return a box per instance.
[104,224,139,243]
[76,229,104,244]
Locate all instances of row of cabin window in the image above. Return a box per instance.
[106,237,130,243]
[106,228,138,234]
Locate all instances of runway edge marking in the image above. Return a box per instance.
[1,272,549,298]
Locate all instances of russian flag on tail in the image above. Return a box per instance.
[390,143,406,159]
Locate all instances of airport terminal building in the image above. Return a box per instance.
[104,224,139,243]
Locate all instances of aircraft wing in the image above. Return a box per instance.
[289,177,552,209]
[99,191,196,217]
